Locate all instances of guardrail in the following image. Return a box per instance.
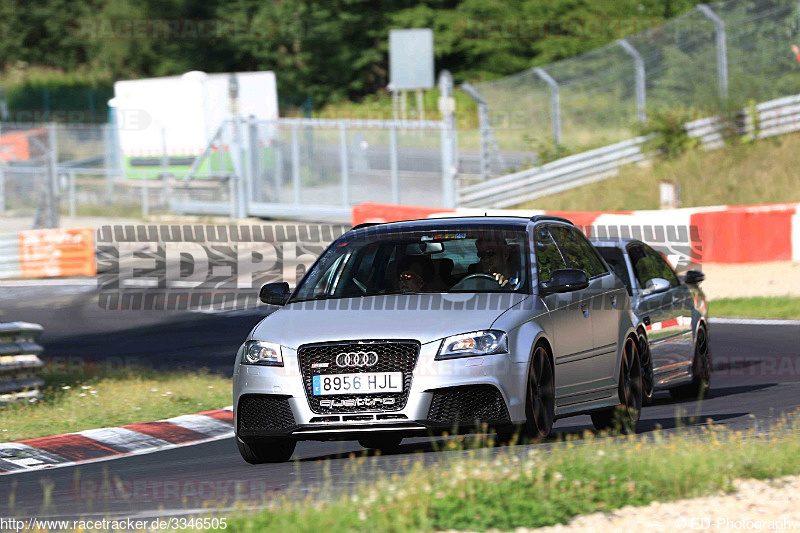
[0,322,45,404]
[459,93,800,208]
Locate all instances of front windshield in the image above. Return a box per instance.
[292,227,530,302]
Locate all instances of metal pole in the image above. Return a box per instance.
[478,104,489,181]
[291,125,301,204]
[389,126,400,204]
[439,70,456,208]
[532,67,561,147]
[339,124,349,206]
[141,177,149,218]
[47,123,59,228]
[617,39,647,123]
[234,116,248,218]
[416,89,425,122]
[0,166,5,215]
[697,4,729,102]
[68,171,76,218]
[248,116,260,202]
[274,139,283,203]
[161,126,170,210]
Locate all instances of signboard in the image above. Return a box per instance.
[19,228,96,278]
[389,29,434,91]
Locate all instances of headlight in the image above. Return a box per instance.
[243,340,284,366]
[436,330,508,360]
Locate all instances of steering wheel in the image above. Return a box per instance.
[460,273,497,283]
[451,273,501,291]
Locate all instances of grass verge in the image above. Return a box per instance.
[1,364,230,442]
[516,132,800,211]
[710,297,800,320]
[224,415,800,532]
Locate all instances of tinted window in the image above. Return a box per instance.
[292,227,530,301]
[534,226,566,283]
[629,244,679,289]
[595,246,633,295]
[550,226,603,278]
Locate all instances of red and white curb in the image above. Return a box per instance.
[0,407,233,475]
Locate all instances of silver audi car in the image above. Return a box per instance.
[590,238,710,403]
[234,216,642,463]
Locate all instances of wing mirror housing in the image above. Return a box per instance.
[260,282,291,306]
[642,277,670,296]
[540,268,590,295]
[683,270,705,285]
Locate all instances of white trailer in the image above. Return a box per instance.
[110,71,278,168]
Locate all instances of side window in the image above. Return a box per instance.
[534,226,566,283]
[549,226,601,278]
[575,232,609,276]
[629,244,679,289]
[596,247,633,295]
[643,244,680,288]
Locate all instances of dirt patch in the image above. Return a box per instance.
[698,261,800,300]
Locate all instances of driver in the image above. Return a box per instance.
[475,234,515,287]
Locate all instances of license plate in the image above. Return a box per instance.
[312,372,403,396]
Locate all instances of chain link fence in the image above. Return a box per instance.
[472,0,800,170]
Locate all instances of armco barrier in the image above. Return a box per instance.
[351,202,800,264]
[0,227,96,280]
[0,322,45,404]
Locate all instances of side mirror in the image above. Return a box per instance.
[683,270,705,285]
[642,278,670,296]
[260,282,291,306]
[540,268,590,295]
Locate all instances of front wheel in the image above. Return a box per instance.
[520,345,556,441]
[591,336,642,433]
[237,437,296,464]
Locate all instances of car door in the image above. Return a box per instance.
[545,225,613,403]
[628,243,691,384]
[534,225,594,403]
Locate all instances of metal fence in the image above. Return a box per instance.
[0,322,44,405]
[459,92,800,207]
[0,72,458,226]
[468,0,800,176]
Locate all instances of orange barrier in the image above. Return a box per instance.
[690,204,797,263]
[351,202,454,227]
[352,202,800,264]
[19,228,96,278]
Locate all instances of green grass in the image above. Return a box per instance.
[711,297,800,320]
[1,364,231,442]
[516,133,800,211]
[223,417,800,532]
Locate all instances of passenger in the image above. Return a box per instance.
[475,235,515,287]
[396,256,434,291]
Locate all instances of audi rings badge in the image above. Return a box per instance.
[335,351,379,367]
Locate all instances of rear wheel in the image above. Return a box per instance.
[669,325,711,400]
[237,437,296,464]
[358,436,403,452]
[591,336,642,433]
[518,345,555,441]
[639,332,655,405]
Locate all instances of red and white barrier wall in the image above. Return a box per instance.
[351,202,800,264]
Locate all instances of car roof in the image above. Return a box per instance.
[348,216,555,236]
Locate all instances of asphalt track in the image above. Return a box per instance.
[2,283,799,522]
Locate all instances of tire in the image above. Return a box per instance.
[358,436,403,452]
[519,344,556,441]
[638,332,655,405]
[236,437,296,464]
[669,325,711,400]
[591,336,642,433]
